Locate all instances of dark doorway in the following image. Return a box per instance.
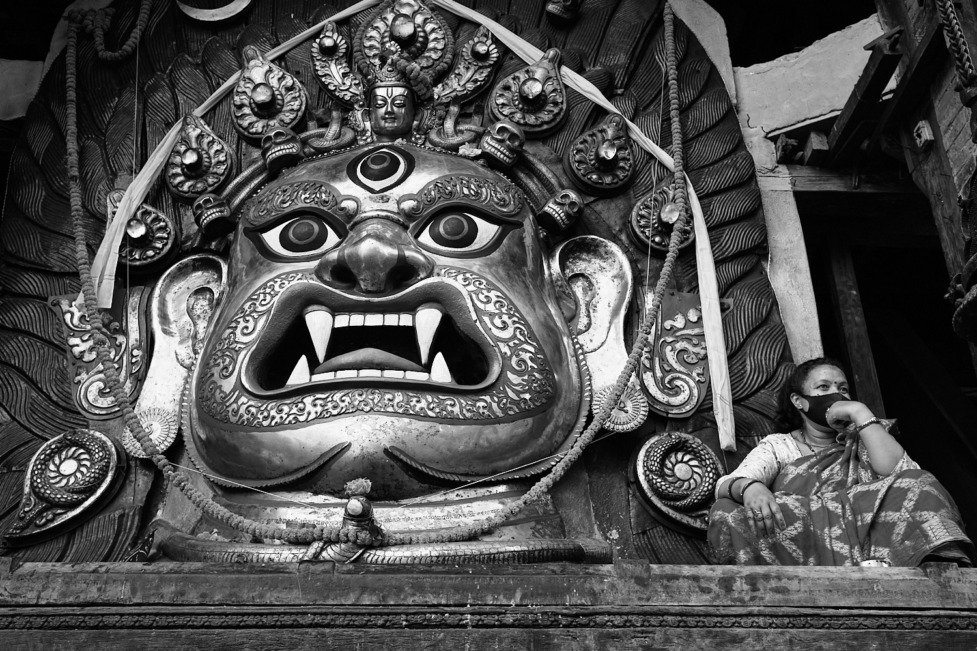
[800,187,977,542]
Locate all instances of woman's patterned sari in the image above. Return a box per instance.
[708,436,973,566]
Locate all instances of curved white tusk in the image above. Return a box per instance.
[176,0,253,23]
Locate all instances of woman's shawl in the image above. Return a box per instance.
[708,435,973,566]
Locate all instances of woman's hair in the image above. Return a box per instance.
[775,357,848,431]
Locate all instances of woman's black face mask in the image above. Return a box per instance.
[799,393,847,428]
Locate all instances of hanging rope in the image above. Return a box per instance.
[936,0,977,89]
[64,0,695,547]
[71,0,152,62]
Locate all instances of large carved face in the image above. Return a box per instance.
[186,144,582,498]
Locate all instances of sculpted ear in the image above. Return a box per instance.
[120,254,228,457]
[550,236,648,432]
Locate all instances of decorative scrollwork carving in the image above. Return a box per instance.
[564,114,635,195]
[112,191,176,270]
[311,22,364,107]
[489,48,567,137]
[232,46,307,139]
[249,179,358,221]
[400,174,524,219]
[165,115,233,200]
[53,290,146,420]
[4,429,123,546]
[636,431,721,530]
[629,182,695,254]
[359,0,453,81]
[434,26,500,105]
[640,292,710,417]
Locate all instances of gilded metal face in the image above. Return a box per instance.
[187,144,582,497]
[369,86,414,137]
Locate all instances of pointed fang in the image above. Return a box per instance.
[286,356,311,386]
[303,307,333,363]
[414,304,443,365]
[430,352,453,384]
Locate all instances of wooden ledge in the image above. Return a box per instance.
[0,561,974,645]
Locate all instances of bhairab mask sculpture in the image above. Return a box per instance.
[184,145,582,498]
[0,0,792,564]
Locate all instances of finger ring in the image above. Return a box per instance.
[752,510,762,518]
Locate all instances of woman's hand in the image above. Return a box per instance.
[824,400,874,431]
[743,482,786,536]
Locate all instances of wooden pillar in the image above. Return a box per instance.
[827,243,886,416]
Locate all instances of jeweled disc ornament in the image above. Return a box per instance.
[121,407,180,459]
[635,432,721,531]
[4,429,124,546]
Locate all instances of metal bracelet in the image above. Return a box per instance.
[738,479,763,503]
[854,417,884,433]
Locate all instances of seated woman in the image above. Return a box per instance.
[708,357,974,566]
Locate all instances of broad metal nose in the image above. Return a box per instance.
[316,217,434,294]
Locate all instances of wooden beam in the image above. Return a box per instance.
[826,27,903,166]
[787,165,919,195]
[868,18,947,152]
[827,243,886,416]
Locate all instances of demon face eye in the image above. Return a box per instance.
[250,213,343,261]
[415,211,509,257]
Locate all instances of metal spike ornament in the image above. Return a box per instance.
[233,45,308,139]
[564,113,636,196]
[489,48,567,137]
[311,22,364,107]
[629,182,695,254]
[165,115,234,200]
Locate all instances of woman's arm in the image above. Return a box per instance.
[828,401,905,475]
[714,437,789,536]
[714,437,782,500]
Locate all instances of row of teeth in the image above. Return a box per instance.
[284,304,451,386]
[287,357,453,385]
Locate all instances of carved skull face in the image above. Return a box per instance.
[479,120,525,168]
[186,144,582,498]
[192,193,232,236]
[540,189,583,232]
[546,0,580,21]
[261,127,303,173]
[369,85,415,138]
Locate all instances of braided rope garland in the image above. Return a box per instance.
[936,0,977,88]
[63,1,693,548]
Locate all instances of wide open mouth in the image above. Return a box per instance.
[251,299,493,393]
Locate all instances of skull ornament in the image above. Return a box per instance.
[546,0,581,24]
[479,120,525,168]
[192,193,234,238]
[539,189,583,232]
[261,127,304,174]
